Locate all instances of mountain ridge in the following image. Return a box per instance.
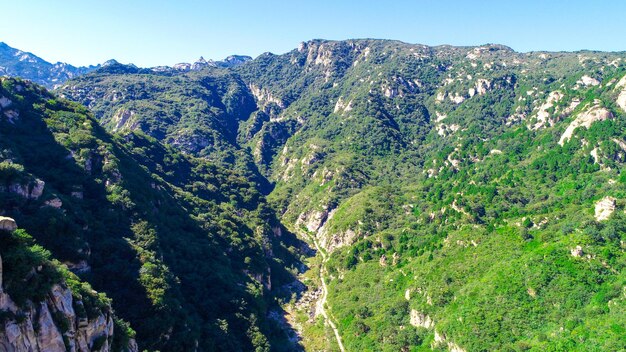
[0,41,253,88]
[1,38,626,351]
[0,42,100,89]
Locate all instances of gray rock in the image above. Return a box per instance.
[0,216,17,231]
[0,252,124,352]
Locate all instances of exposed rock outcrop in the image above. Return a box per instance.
[8,179,45,200]
[578,75,600,86]
[433,330,467,352]
[249,84,285,111]
[570,245,584,257]
[558,105,612,145]
[595,196,616,221]
[44,197,63,209]
[111,109,136,131]
[296,208,330,234]
[0,227,136,352]
[321,228,357,254]
[531,91,563,130]
[0,284,123,352]
[409,310,434,329]
[0,217,17,231]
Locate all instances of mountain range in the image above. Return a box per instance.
[0,42,251,89]
[1,39,625,351]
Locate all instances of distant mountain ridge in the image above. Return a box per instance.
[0,42,252,87]
[0,42,100,89]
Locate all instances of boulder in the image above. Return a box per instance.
[0,217,17,231]
[570,245,584,257]
[410,309,434,329]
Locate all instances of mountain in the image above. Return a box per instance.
[221,55,254,68]
[3,39,626,351]
[0,42,100,89]
[167,55,253,72]
[0,77,306,351]
[234,39,626,351]
[0,42,252,89]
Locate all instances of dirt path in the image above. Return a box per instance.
[310,235,345,352]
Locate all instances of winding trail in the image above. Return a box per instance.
[309,233,345,352]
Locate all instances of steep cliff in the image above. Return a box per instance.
[0,220,137,352]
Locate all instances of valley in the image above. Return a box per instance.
[1,39,626,351]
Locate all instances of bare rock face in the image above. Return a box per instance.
[296,208,329,234]
[0,254,124,351]
[8,179,45,200]
[111,109,135,131]
[322,228,357,253]
[35,303,66,352]
[570,245,584,257]
[0,216,17,231]
[531,91,563,130]
[559,105,613,145]
[595,196,616,221]
[432,330,467,352]
[409,310,434,329]
[578,75,600,86]
[30,180,45,199]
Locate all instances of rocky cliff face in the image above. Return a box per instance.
[0,225,137,352]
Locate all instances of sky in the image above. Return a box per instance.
[1,0,625,67]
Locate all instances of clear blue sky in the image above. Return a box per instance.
[1,0,624,67]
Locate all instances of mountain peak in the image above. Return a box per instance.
[102,59,120,67]
[221,55,252,67]
[192,56,216,70]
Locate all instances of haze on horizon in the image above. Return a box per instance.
[1,0,624,67]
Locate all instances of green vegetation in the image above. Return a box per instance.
[233,40,626,351]
[0,227,135,350]
[0,228,63,305]
[2,39,626,351]
[1,77,306,351]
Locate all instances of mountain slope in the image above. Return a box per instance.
[54,39,626,350]
[0,77,307,351]
[237,40,626,351]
